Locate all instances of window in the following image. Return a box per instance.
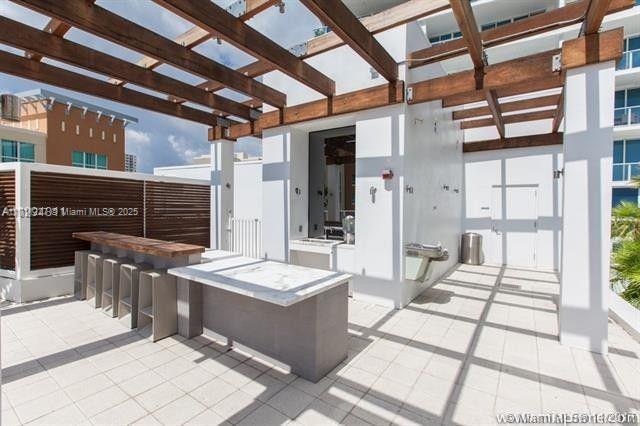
[101,130,105,141]
[613,188,638,207]
[61,121,65,132]
[89,128,93,138]
[113,133,117,143]
[615,89,640,126]
[72,151,108,170]
[75,124,80,135]
[428,9,545,46]
[613,139,640,181]
[1,140,35,163]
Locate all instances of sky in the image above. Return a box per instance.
[0,0,323,173]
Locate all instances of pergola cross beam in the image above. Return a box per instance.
[108,0,279,86]
[298,0,398,82]
[0,50,224,126]
[154,0,336,97]
[14,0,287,109]
[0,16,256,121]
[450,0,503,136]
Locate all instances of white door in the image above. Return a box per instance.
[491,186,538,268]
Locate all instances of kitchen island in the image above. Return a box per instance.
[169,251,351,382]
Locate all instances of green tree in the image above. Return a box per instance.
[611,176,640,308]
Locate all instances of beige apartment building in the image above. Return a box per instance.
[0,89,137,171]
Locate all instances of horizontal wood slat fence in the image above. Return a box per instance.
[27,172,209,270]
[0,172,16,271]
[145,181,210,248]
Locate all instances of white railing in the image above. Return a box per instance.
[613,162,640,182]
[617,49,640,71]
[614,106,640,127]
[228,217,262,258]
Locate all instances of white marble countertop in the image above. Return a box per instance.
[168,250,351,306]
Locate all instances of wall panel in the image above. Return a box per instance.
[0,171,15,271]
[145,181,210,247]
[30,172,144,269]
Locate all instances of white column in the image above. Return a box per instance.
[210,139,234,250]
[560,60,615,354]
[261,126,308,262]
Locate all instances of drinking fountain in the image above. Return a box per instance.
[404,242,449,282]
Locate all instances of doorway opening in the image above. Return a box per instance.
[308,126,356,242]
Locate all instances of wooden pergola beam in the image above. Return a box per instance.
[484,90,505,138]
[109,0,279,85]
[463,133,563,153]
[449,0,506,137]
[450,0,484,72]
[154,0,335,97]
[583,0,615,34]
[0,50,221,126]
[453,94,561,120]
[408,49,561,105]
[552,27,624,130]
[26,19,70,62]
[0,16,255,121]
[444,76,563,108]
[26,0,97,62]
[15,0,287,108]
[460,109,557,130]
[227,82,404,138]
[184,0,448,107]
[409,0,633,68]
[299,0,398,82]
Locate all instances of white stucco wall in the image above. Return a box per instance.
[261,127,308,261]
[463,145,564,271]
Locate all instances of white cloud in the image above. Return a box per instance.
[125,129,152,146]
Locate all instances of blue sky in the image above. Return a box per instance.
[0,0,323,172]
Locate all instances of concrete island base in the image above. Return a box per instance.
[200,282,348,383]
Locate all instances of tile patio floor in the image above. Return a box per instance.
[1,264,639,425]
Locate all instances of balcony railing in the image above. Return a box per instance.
[617,49,640,71]
[615,106,640,126]
[613,162,640,181]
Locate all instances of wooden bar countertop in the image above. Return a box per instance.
[72,231,205,258]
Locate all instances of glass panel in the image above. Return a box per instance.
[615,108,628,126]
[497,19,510,27]
[1,140,17,161]
[617,53,628,70]
[440,33,451,41]
[481,23,495,31]
[615,90,626,108]
[628,35,640,51]
[453,31,462,39]
[627,88,640,107]
[633,50,640,69]
[626,140,640,164]
[97,154,107,170]
[19,142,34,162]
[613,164,625,181]
[85,152,96,168]
[72,151,84,166]
[630,163,640,180]
[614,140,624,163]
[631,106,640,125]
[612,188,638,207]
[429,37,438,44]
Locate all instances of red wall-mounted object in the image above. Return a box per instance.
[382,169,394,180]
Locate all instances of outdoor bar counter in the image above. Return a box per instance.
[72,231,205,268]
[169,250,351,382]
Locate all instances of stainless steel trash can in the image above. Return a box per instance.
[461,233,483,265]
